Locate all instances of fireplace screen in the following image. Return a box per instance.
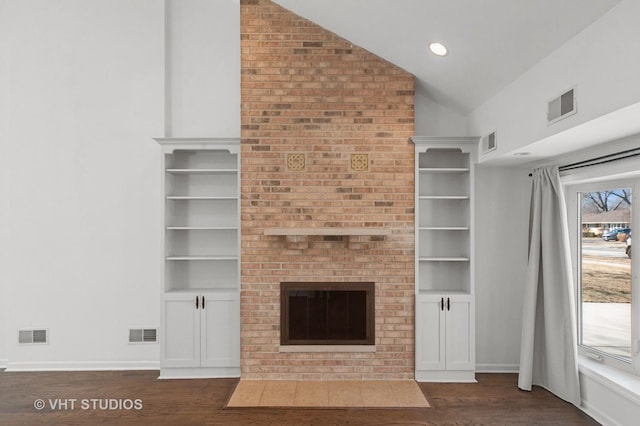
[280,282,375,345]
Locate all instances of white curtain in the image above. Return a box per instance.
[518,166,580,406]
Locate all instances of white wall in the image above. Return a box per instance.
[0,0,165,369]
[167,0,240,137]
[474,166,530,371]
[0,0,241,370]
[414,87,468,136]
[468,0,640,161]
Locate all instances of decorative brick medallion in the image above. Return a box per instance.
[287,153,306,172]
[351,153,369,172]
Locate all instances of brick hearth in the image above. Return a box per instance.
[240,0,415,380]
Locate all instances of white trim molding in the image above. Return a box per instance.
[475,363,519,373]
[578,357,640,426]
[5,361,160,372]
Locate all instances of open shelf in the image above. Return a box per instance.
[418,229,469,259]
[166,198,238,228]
[419,257,469,262]
[165,168,237,175]
[165,253,239,292]
[417,258,471,293]
[166,255,239,261]
[419,226,469,231]
[418,172,469,198]
[418,198,469,228]
[166,226,238,231]
[165,227,237,256]
[164,149,238,169]
[419,195,469,200]
[165,169,237,198]
[164,287,238,294]
[419,168,469,173]
[166,196,238,200]
[418,289,470,296]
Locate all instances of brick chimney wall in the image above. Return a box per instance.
[240,0,415,380]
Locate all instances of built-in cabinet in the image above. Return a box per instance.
[155,138,240,379]
[162,291,239,369]
[411,136,478,382]
[416,294,473,373]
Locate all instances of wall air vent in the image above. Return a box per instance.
[129,328,157,344]
[547,87,576,124]
[18,329,48,345]
[481,131,497,154]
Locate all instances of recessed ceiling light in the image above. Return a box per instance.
[429,42,448,56]
[513,152,532,156]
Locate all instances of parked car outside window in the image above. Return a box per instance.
[602,227,631,241]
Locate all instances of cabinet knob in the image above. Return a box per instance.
[440,297,444,311]
[447,297,450,311]
[202,296,205,309]
[195,296,199,310]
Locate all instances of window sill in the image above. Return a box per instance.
[579,355,640,405]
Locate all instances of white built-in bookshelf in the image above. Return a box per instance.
[155,138,240,378]
[411,136,478,383]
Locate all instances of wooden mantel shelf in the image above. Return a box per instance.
[264,227,392,236]
[264,227,392,249]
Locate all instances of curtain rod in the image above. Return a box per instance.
[559,147,640,171]
[528,147,640,176]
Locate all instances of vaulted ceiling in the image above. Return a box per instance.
[273,0,620,115]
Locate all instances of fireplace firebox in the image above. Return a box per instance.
[280,282,375,345]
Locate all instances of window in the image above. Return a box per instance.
[567,177,639,374]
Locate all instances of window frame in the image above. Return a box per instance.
[566,175,640,376]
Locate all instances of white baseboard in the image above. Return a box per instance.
[580,399,622,426]
[159,366,240,379]
[415,370,477,383]
[5,360,160,372]
[475,363,519,373]
[0,359,8,369]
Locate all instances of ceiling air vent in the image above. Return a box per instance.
[129,328,157,344]
[547,87,576,124]
[482,131,497,154]
[18,329,48,345]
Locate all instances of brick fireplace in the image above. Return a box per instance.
[240,0,415,380]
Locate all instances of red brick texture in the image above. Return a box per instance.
[240,0,415,380]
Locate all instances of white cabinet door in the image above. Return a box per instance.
[416,294,473,372]
[416,296,446,371]
[162,293,201,368]
[200,291,240,368]
[445,297,474,371]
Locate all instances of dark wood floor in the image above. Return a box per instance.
[0,370,598,425]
